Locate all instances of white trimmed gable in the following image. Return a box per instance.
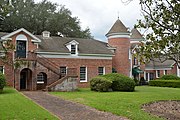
[65,40,79,55]
[1,28,41,43]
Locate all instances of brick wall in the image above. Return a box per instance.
[108,38,130,76]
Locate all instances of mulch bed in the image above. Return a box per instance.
[142,100,180,120]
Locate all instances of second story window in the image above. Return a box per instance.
[71,45,76,54]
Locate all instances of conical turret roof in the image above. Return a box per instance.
[131,28,144,39]
[106,19,129,36]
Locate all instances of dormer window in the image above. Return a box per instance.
[71,45,76,54]
[65,40,79,55]
[42,31,50,38]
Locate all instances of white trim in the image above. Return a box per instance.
[177,66,180,77]
[130,41,140,44]
[38,54,112,60]
[163,70,167,75]
[37,81,44,84]
[98,67,105,75]
[156,70,160,78]
[36,52,70,55]
[1,28,41,43]
[80,67,87,82]
[145,68,172,70]
[108,34,130,39]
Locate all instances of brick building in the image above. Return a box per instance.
[0,19,179,91]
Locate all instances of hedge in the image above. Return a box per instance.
[90,73,135,92]
[159,74,180,80]
[149,80,180,88]
[102,73,135,92]
[90,76,112,92]
[0,72,6,90]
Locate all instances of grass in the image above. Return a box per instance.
[51,86,180,120]
[0,87,58,120]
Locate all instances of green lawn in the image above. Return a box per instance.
[51,86,180,120]
[0,87,58,120]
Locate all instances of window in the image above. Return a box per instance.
[98,67,105,75]
[164,70,167,75]
[71,45,76,54]
[156,70,160,78]
[37,73,46,84]
[0,66,4,74]
[60,66,67,78]
[80,67,87,82]
[150,73,154,80]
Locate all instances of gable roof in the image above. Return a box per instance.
[131,28,144,39]
[106,19,129,36]
[145,59,175,70]
[0,28,41,43]
[36,35,113,55]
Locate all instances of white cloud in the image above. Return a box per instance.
[35,0,142,41]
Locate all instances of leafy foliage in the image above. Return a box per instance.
[103,73,135,92]
[149,80,180,88]
[0,72,6,89]
[90,76,112,92]
[136,0,180,68]
[159,74,180,80]
[0,0,92,38]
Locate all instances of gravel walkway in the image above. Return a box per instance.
[22,91,128,120]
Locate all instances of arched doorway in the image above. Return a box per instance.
[37,72,47,90]
[20,68,32,90]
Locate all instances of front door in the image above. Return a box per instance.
[20,71,26,90]
[16,40,26,58]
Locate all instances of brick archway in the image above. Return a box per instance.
[20,68,32,90]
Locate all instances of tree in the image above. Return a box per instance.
[0,0,92,38]
[135,0,180,68]
[0,0,11,30]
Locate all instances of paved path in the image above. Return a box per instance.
[22,91,128,120]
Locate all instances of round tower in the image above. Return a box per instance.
[106,19,131,76]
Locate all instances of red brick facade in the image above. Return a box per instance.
[108,38,130,76]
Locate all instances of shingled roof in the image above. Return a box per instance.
[36,35,113,55]
[131,28,144,39]
[106,19,129,35]
[145,59,175,70]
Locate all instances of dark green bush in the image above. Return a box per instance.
[149,80,180,88]
[0,73,6,90]
[90,76,112,92]
[134,78,139,86]
[160,74,180,80]
[102,73,135,92]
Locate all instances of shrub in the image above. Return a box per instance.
[102,73,135,92]
[160,74,180,80]
[134,78,139,86]
[149,80,180,88]
[90,76,112,92]
[0,73,6,90]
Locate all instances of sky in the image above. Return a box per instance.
[35,0,143,41]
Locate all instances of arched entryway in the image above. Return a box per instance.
[20,68,32,90]
[37,72,47,90]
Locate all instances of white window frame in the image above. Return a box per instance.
[37,73,45,84]
[164,70,167,75]
[80,67,87,82]
[98,67,105,75]
[156,70,160,78]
